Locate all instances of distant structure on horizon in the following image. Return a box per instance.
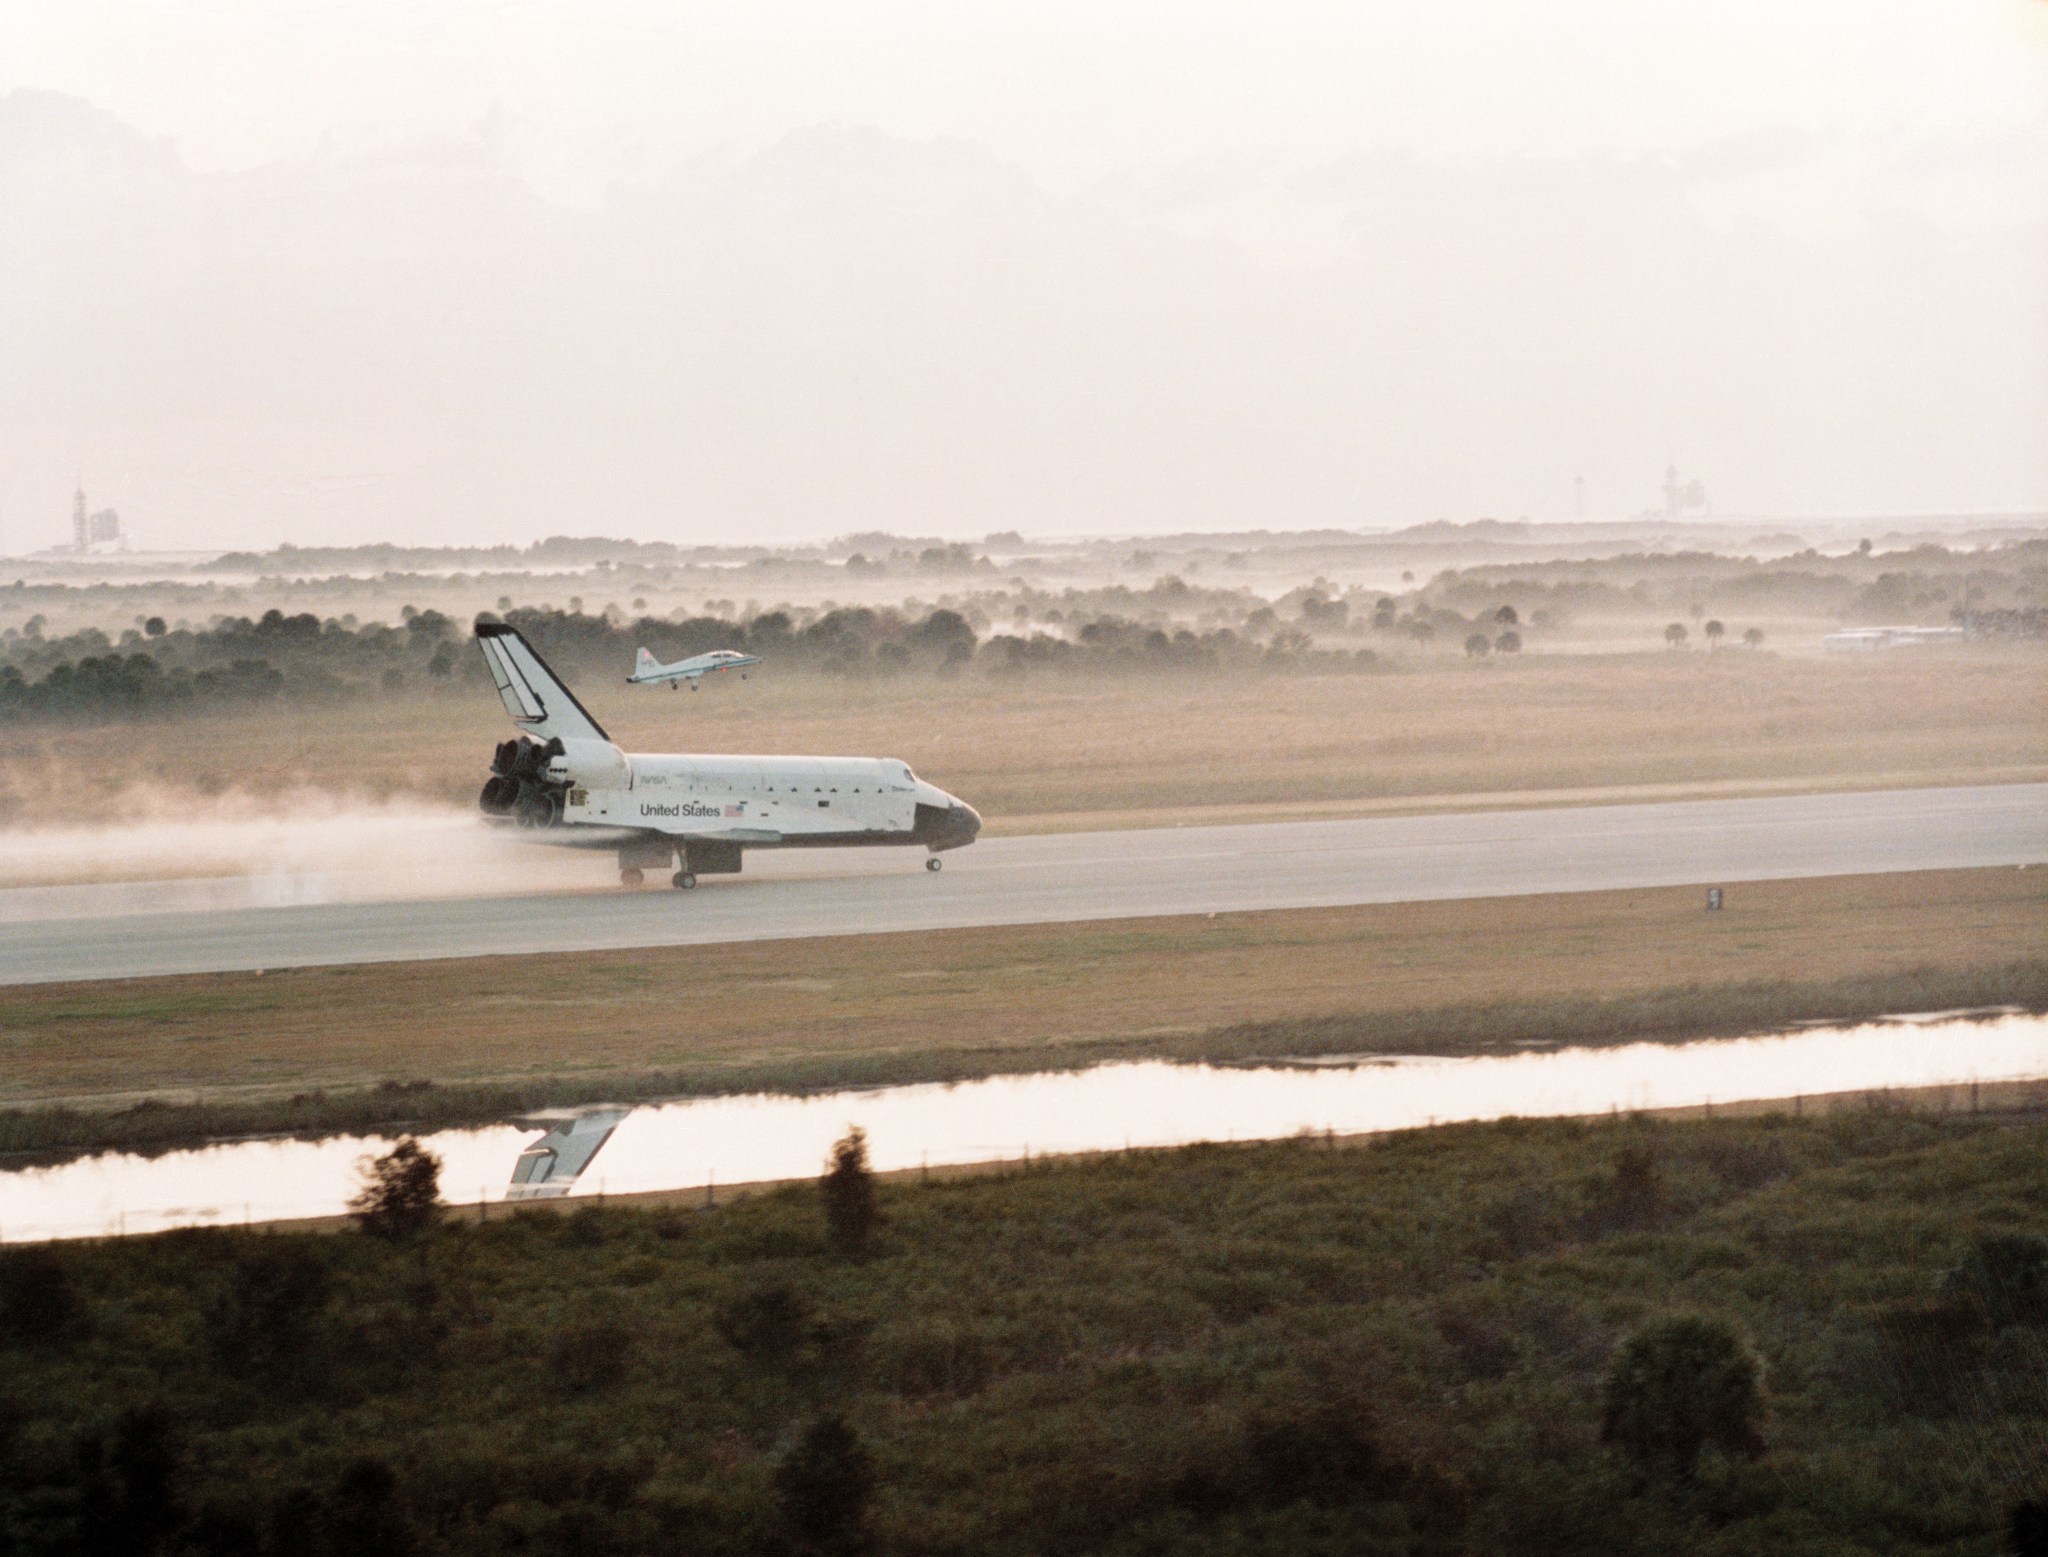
[68,482,125,554]
[1658,462,1711,519]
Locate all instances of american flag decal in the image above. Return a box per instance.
[724,803,745,818]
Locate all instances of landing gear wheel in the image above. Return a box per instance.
[672,871,698,890]
[620,867,644,888]
[926,857,943,872]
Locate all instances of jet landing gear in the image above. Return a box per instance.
[672,871,698,890]
[926,857,943,872]
[620,867,645,888]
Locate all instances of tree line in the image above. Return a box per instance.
[0,601,1380,725]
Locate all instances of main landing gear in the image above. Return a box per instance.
[926,857,943,872]
[620,867,644,887]
[672,871,698,890]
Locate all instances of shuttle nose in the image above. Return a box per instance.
[913,789,983,851]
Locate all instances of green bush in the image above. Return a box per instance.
[715,1281,818,1368]
[206,1238,332,1376]
[1943,1233,2048,1327]
[1601,1314,1766,1482]
[0,1247,86,1346]
[775,1413,875,1551]
[822,1128,880,1257]
[547,1310,638,1394]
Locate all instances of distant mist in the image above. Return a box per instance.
[1,89,2043,551]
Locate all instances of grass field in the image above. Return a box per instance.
[3,867,2042,1157]
[2,1109,2042,1554]
[3,647,2043,836]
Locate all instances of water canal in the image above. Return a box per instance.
[2,1010,2042,1242]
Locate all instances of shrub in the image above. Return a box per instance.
[715,1281,817,1367]
[869,1318,991,1397]
[330,1457,420,1557]
[1942,1234,2048,1327]
[1601,1315,1765,1481]
[822,1128,880,1257]
[2009,1495,2048,1557]
[1584,1143,1662,1235]
[349,1137,443,1238]
[1869,1299,1986,1413]
[0,1247,86,1346]
[207,1239,331,1374]
[266,1486,329,1554]
[1244,1397,1406,1507]
[548,1311,636,1393]
[1436,1296,1520,1381]
[1693,1133,1795,1193]
[1482,1181,1567,1259]
[776,1413,876,1550]
[1171,1393,1415,1519]
[77,1404,186,1557]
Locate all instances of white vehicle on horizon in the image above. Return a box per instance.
[626,645,760,690]
[474,623,980,888]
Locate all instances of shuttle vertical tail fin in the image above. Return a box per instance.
[474,624,611,742]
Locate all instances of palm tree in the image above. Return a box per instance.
[1704,619,1725,648]
[1664,623,1689,649]
[1602,1314,1766,1482]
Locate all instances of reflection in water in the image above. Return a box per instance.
[1,1012,2043,1243]
[506,1110,628,1200]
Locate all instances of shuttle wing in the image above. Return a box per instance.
[475,623,610,742]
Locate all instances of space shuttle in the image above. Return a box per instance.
[474,623,980,888]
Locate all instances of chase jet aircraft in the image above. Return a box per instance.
[627,646,760,690]
[474,623,980,888]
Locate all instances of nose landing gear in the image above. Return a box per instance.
[926,857,943,872]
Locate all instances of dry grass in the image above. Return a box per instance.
[2,646,2043,834]
[2,866,2040,1113]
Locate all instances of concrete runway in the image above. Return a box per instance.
[4,784,2043,986]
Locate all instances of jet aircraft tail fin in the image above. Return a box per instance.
[474,623,610,742]
[634,647,661,677]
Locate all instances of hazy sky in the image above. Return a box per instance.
[4,0,2045,551]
